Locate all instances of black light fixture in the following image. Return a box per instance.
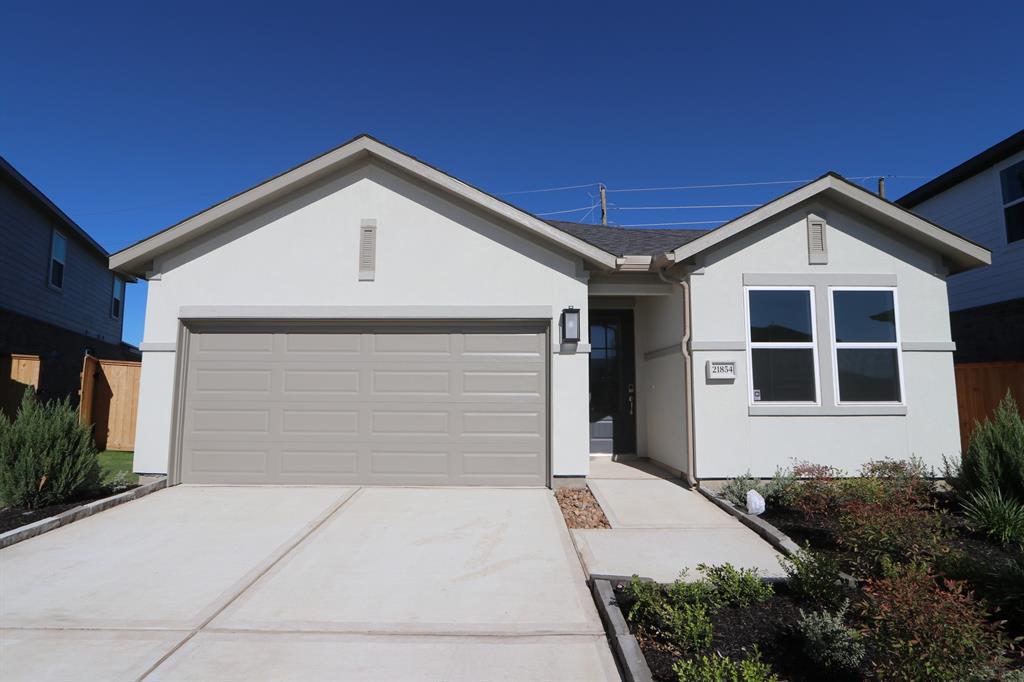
[561,307,581,344]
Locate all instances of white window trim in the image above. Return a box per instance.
[743,285,820,406]
[827,286,906,406]
[48,230,67,291]
[111,275,124,319]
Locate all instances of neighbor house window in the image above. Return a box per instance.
[111,276,124,318]
[746,287,818,403]
[49,230,67,289]
[1001,160,1024,243]
[829,288,903,403]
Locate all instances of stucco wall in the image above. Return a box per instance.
[635,289,689,474]
[689,199,960,478]
[910,149,1024,311]
[133,159,591,477]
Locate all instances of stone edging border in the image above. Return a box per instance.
[696,486,858,587]
[591,578,654,682]
[0,477,167,550]
[696,486,802,555]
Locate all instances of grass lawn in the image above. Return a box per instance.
[97,450,138,485]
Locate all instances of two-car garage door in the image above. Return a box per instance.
[177,323,548,486]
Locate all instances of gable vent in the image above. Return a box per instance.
[806,214,827,264]
[359,219,377,281]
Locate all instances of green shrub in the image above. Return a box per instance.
[962,488,1024,547]
[795,600,865,673]
[860,456,935,499]
[860,564,1002,682]
[720,468,798,510]
[0,389,100,509]
[950,391,1024,501]
[664,602,713,653]
[696,563,773,608]
[720,472,761,508]
[626,575,713,653]
[672,648,779,682]
[626,575,666,624]
[779,546,845,609]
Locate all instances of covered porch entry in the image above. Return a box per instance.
[588,273,691,477]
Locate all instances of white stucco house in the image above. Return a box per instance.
[110,135,990,485]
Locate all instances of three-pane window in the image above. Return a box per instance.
[830,288,902,403]
[746,288,817,402]
[49,231,67,289]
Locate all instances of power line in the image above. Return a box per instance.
[604,174,932,193]
[613,203,761,210]
[500,182,599,196]
[536,205,596,216]
[617,220,730,227]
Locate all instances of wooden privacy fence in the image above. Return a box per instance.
[79,355,141,451]
[954,362,1024,453]
[0,354,41,417]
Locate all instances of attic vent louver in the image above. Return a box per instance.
[806,214,827,265]
[359,219,377,281]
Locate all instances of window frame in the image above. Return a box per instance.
[1000,159,1024,245]
[110,275,124,319]
[828,286,905,405]
[48,229,67,291]
[743,285,820,406]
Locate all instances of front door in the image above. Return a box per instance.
[589,309,637,454]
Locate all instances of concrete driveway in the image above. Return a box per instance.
[0,486,618,681]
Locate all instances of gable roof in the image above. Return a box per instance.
[0,155,110,259]
[671,172,991,274]
[109,135,620,276]
[897,128,1024,208]
[547,221,705,256]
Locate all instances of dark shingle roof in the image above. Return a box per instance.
[547,220,706,257]
[897,128,1024,208]
[0,155,111,259]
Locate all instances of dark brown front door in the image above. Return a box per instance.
[589,309,636,454]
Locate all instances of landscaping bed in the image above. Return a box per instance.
[555,485,611,529]
[0,449,138,534]
[620,392,1024,682]
[1,390,142,537]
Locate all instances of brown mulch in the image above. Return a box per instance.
[555,486,611,529]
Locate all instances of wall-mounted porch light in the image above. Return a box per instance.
[561,307,581,344]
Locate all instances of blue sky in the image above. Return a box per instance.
[2,1,1021,346]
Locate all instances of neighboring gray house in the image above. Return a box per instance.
[898,129,1024,362]
[112,135,989,483]
[0,155,137,410]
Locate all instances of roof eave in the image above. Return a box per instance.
[110,136,619,277]
[672,175,991,274]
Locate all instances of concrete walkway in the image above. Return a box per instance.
[1,485,618,682]
[572,457,784,583]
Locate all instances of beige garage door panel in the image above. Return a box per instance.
[179,326,548,486]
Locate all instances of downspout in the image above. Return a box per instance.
[657,267,698,487]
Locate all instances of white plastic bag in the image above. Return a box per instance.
[746,489,765,516]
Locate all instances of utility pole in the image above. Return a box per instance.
[877,177,886,199]
[599,183,608,225]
